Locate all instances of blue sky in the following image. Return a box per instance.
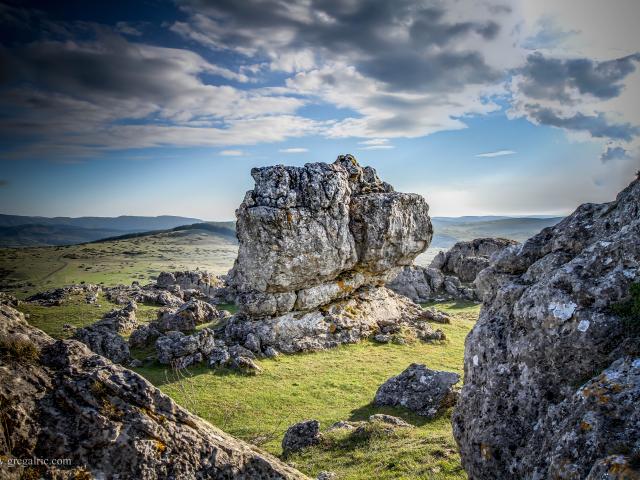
[0,0,638,219]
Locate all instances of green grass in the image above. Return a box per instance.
[135,302,478,479]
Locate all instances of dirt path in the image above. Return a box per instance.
[41,256,69,282]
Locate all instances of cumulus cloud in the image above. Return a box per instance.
[476,150,516,158]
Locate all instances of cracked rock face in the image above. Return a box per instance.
[229,154,432,318]
[0,303,306,480]
[453,179,640,479]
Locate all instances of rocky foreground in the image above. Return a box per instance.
[0,302,307,479]
[453,178,640,478]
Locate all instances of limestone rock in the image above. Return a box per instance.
[26,284,101,306]
[387,238,517,302]
[374,363,460,418]
[152,299,224,333]
[72,324,130,365]
[452,179,640,479]
[98,300,138,333]
[128,324,161,349]
[155,328,216,368]
[0,303,306,480]
[224,287,443,354]
[229,154,432,320]
[368,414,412,427]
[282,420,323,456]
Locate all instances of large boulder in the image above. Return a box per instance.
[439,237,518,282]
[98,300,138,333]
[374,363,460,418]
[225,154,437,352]
[155,328,217,369]
[72,323,131,365]
[0,303,306,479]
[453,179,640,479]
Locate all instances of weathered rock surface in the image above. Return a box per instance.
[72,324,131,365]
[374,363,460,418]
[152,299,226,333]
[155,328,217,369]
[388,238,517,302]
[453,179,640,479]
[98,300,138,333]
[225,154,439,352]
[0,303,305,479]
[224,287,444,354]
[282,420,323,456]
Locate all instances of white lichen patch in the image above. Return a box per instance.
[577,320,590,332]
[549,301,577,321]
[472,354,479,366]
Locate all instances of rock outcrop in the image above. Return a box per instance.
[152,299,227,333]
[374,363,460,418]
[388,238,517,302]
[0,302,306,480]
[155,328,217,369]
[225,154,440,353]
[453,179,640,479]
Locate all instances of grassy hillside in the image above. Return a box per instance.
[0,228,238,297]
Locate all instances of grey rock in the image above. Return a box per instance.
[152,299,222,333]
[373,334,391,343]
[0,303,306,480]
[208,346,231,367]
[374,363,460,418]
[368,414,412,427]
[26,284,101,306]
[225,155,435,352]
[231,356,262,373]
[72,324,130,365]
[453,178,640,479]
[98,300,138,333]
[316,472,337,480]
[128,324,161,349]
[264,346,279,358]
[388,238,517,302]
[228,344,256,360]
[282,420,322,456]
[155,328,216,368]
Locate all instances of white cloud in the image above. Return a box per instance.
[476,150,516,158]
[359,145,395,150]
[219,150,245,156]
[359,138,389,145]
[279,147,308,153]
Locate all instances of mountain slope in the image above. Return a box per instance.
[0,214,203,231]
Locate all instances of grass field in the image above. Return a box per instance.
[3,235,479,479]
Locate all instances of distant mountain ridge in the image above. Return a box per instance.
[0,214,203,231]
[0,213,562,248]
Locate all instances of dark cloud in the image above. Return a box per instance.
[525,105,638,141]
[177,0,506,92]
[518,52,640,102]
[0,179,7,187]
[600,146,630,163]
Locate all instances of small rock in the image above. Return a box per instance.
[231,356,262,373]
[264,346,279,358]
[317,472,337,480]
[373,334,391,343]
[282,420,322,456]
[368,414,412,427]
[208,346,231,367]
[374,363,460,418]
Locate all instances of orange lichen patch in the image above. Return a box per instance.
[336,279,353,293]
[101,398,124,420]
[581,384,611,405]
[73,468,93,480]
[154,440,167,454]
[328,323,337,333]
[286,210,293,224]
[580,420,592,432]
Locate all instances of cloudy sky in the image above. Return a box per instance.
[0,0,639,219]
